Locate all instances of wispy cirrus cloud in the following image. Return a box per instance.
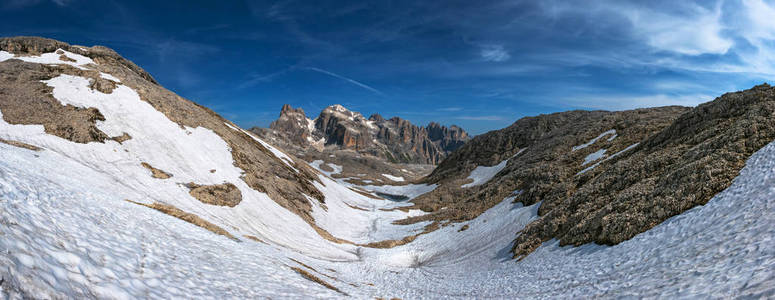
[479,44,510,62]
[238,67,295,89]
[455,115,504,121]
[50,0,71,6]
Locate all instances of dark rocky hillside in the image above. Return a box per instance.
[392,85,775,258]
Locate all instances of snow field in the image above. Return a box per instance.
[461,159,508,188]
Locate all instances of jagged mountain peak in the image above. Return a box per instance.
[270,104,316,146]
[326,104,349,112]
[368,113,384,122]
[319,104,369,123]
[280,103,306,116]
[258,104,470,164]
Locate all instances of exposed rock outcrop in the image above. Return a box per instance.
[141,162,173,179]
[186,182,242,207]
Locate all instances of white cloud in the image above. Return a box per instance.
[438,107,463,112]
[480,44,511,62]
[531,0,775,76]
[626,3,733,55]
[563,93,714,111]
[742,0,775,40]
[736,0,775,74]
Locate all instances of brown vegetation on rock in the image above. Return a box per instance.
[88,76,117,94]
[186,182,242,207]
[110,132,132,144]
[0,138,41,151]
[125,200,238,241]
[289,266,346,295]
[243,235,267,244]
[140,162,172,179]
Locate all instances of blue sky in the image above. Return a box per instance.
[2,0,774,134]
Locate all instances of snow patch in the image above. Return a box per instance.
[307,175,429,244]
[461,159,508,188]
[381,174,404,182]
[99,72,121,82]
[572,129,616,152]
[578,143,639,175]
[583,149,607,166]
[2,49,95,70]
[511,147,527,158]
[0,50,14,61]
[360,183,438,201]
[309,160,342,177]
[223,122,239,131]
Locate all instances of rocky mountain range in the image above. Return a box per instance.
[251,104,469,165]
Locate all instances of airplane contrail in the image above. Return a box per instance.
[304,67,385,96]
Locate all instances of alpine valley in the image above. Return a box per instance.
[1,37,773,299]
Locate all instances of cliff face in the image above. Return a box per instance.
[255,104,470,165]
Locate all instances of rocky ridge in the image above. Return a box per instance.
[392,84,775,259]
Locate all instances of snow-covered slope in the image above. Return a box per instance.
[3,138,774,298]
